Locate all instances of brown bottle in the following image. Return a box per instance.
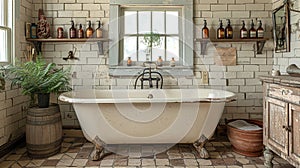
[256,20,264,38]
[240,20,248,39]
[69,20,76,38]
[202,20,209,39]
[86,21,94,38]
[225,19,233,39]
[249,19,256,38]
[217,20,225,39]
[78,24,84,38]
[57,27,64,38]
[96,20,103,38]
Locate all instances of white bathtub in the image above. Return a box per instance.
[59,89,236,159]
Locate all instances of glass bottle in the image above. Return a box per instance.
[217,19,225,39]
[78,24,84,38]
[257,20,264,38]
[240,20,248,39]
[127,57,132,66]
[96,20,103,38]
[157,56,163,66]
[69,20,76,38]
[249,19,257,38]
[57,27,64,38]
[225,19,233,39]
[202,20,209,39]
[86,21,94,38]
[30,23,37,39]
[170,57,176,67]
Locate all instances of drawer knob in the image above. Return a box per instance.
[282,125,292,132]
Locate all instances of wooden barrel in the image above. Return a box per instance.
[227,119,263,157]
[26,104,62,158]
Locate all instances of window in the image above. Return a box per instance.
[109,0,193,76]
[122,8,181,63]
[0,0,13,64]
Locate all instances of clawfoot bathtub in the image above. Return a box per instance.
[59,89,236,160]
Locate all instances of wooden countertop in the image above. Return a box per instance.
[260,75,300,87]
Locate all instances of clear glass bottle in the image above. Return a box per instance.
[225,19,233,39]
[127,57,132,66]
[86,21,94,38]
[78,24,84,38]
[240,20,248,39]
[257,20,264,38]
[69,20,76,38]
[157,56,163,66]
[217,20,225,39]
[96,20,103,38]
[249,19,257,38]
[170,57,176,67]
[202,20,209,39]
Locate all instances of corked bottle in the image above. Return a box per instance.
[69,20,76,38]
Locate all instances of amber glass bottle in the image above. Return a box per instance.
[257,20,264,38]
[249,19,256,38]
[78,24,84,38]
[96,20,103,38]
[225,19,233,39]
[240,20,248,39]
[217,20,225,39]
[202,20,209,39]
[86,21,94,38]
[69,20,76,38]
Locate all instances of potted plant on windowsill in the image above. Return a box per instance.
[142,32,161,62]
[6,56,71,108]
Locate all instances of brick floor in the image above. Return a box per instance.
[0,137,294,168]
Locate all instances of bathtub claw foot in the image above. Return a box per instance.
[193,135,210,159]
[91,136,107,161]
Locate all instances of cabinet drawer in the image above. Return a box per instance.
[268,84,300,104]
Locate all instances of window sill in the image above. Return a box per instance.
[109,66,194,78]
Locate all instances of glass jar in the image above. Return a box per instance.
[170,57,176,67]
[57,27,64,38]
[127,57,132,66]
[157,56,163,66]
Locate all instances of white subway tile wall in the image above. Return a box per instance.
[27,0,281,127]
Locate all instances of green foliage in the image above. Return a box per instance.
[142,32,161,48]
[6,57,71,96]
[0,66,5,90]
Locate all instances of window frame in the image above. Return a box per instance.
[0,0,14,65]
[109,0,193,77]
[120,7,182,64]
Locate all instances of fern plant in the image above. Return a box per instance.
[142,32,161,48]
[6,57,71,97]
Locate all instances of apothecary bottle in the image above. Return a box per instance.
[96,20,103,38]
[30,23,37,39]
[202,20,209,39]
[127,57,132,66]
[225,19,233,39]
[257,20,264,38]
[86,21,94,38]
[249,19,256,38]
[170,57,176,67]
[240,20,248,39]
[57,27,64,38]
[217,20,225,39]
[78,24,84,38]
[157,56,163,66]
[69,20,76,38]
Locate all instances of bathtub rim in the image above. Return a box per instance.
[58,89,236,104]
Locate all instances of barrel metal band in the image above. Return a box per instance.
[27,117,61,125]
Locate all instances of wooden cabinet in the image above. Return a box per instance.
[261,76,300,168]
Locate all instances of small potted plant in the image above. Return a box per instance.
[142,32,161,61]
[6,56,71,108]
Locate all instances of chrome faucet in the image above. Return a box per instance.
[134,61,163,89]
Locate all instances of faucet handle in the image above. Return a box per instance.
[143,61,157,69]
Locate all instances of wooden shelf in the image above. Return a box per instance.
[195,38,269,55]
[26,38,110,55]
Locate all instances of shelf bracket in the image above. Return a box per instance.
[256,41,266,54]
[32,41,42,55]
[97,41,104,55]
